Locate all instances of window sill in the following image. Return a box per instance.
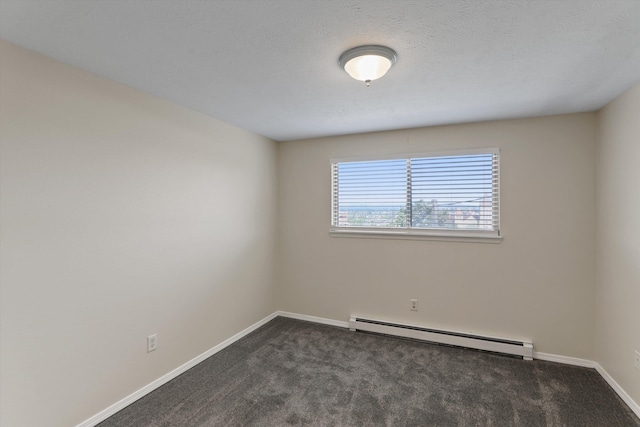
[329,228,503,243]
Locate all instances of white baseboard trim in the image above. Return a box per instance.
[533,351,596,368]
[595,363,640,419]
[75,312,279,427]
[276,310,350,328]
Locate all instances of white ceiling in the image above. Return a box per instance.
[1,0,639,141]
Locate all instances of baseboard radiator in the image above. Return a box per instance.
[349,316,534,360]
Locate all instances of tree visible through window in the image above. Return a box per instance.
[331,149,500,237]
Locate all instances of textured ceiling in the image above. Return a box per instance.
[1,0,639,141]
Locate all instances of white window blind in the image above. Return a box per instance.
[331,148,500,239]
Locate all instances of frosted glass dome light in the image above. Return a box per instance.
[339,45,397,87]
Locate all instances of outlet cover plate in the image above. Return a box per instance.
[147,334,158,352]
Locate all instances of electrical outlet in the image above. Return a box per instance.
[147,334,158,352]
[634,350,640,370]
[410,299,418,311]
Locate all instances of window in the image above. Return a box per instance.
[331,148,500,241]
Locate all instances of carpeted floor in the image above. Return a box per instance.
[98,317,640,426]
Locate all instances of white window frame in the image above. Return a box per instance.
[330,148,502,243]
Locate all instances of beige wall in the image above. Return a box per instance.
[0,41,278,427]
[277,114,597,358]
[596,82,640,405]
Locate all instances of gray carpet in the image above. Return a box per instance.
[99,317,640,426]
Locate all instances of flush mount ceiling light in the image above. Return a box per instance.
[339,45,397,87]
